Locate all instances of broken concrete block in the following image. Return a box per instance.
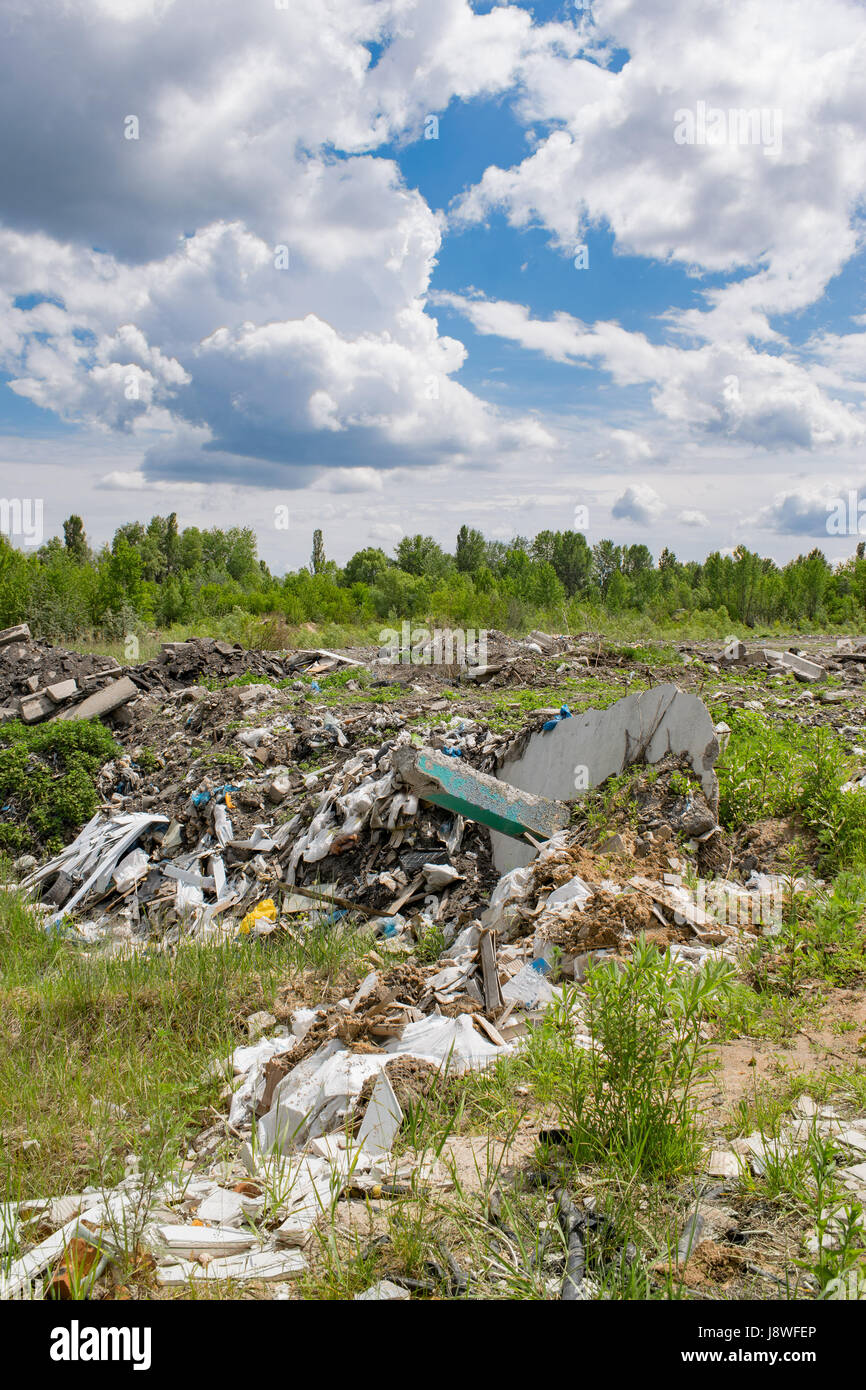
[777,651,826,683]
[723,639,746,661]
[54,675,138,722]
[680,806,717,838]
[24,674,40,693]
[745,648,784,666]
[490,684,720,873]
[266,775,291,804]
[393,745,570,843]
[0,623,31,645]
[19,693,55,723]
[462,663,506,682]
[714,720,731,755]
[46,679,78,704]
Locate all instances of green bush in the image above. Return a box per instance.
[0,720,121,854]
[717,708,866,872]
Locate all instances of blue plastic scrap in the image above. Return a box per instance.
[372,916,402,939]
[542,704,573,733]
[191,783,237,809]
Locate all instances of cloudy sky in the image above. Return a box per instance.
[1,0,865,569]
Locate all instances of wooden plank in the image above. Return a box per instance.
[282,882,380,919]
[386,872,425,915]
[478,928,503,1013]
[474,1013,507,1047]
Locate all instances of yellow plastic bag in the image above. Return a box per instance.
[238,898,277,935]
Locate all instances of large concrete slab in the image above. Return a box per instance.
[392,745,569,842]
[490,684,720,873]
[53,675,138,722]
[745,648,784,667]
[0,623,31,645]
[776,651,826,682]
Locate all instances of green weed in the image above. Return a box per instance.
[553,941,735,1178]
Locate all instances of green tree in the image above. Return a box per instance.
[622,543,653,576]
[165,511,180,574]
[395,534,450,578]
[592,540,622,598]
[311,529,326,575]
[226,528,258,582]
[62,515,89,563]
[553,531,593,595]
[455,525,486,573]
[343,547,390,586]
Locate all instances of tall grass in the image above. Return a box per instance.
[0,888,373,1202]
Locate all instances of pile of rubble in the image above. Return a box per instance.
[693,635,866,687]
[6,1062,864,1299]
[0,624,130,725]
[0,624,363,726]
[0,1006,476,1297]
[130,638,364,694]
[19,676,752,962]
[17,673,785,1122]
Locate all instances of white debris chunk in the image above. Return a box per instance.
[357,1071,403,1157]
[156,1249,307,1285]
[355,1279,411,1300]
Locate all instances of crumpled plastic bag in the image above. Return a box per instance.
[239,898,277,934]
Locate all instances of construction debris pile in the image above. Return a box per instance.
[0,624,129,725]
[130,638,364,694]
[19,668,769,973]
[6,1078,865,1300]
[711,637,866,685]
[21,723,504,943]
[6,625,864,1296]
[0,1010,471,1297]
[0,623,364,726]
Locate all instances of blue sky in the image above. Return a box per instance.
[0,0,864,568]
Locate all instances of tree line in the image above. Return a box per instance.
[0,514,862,642]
